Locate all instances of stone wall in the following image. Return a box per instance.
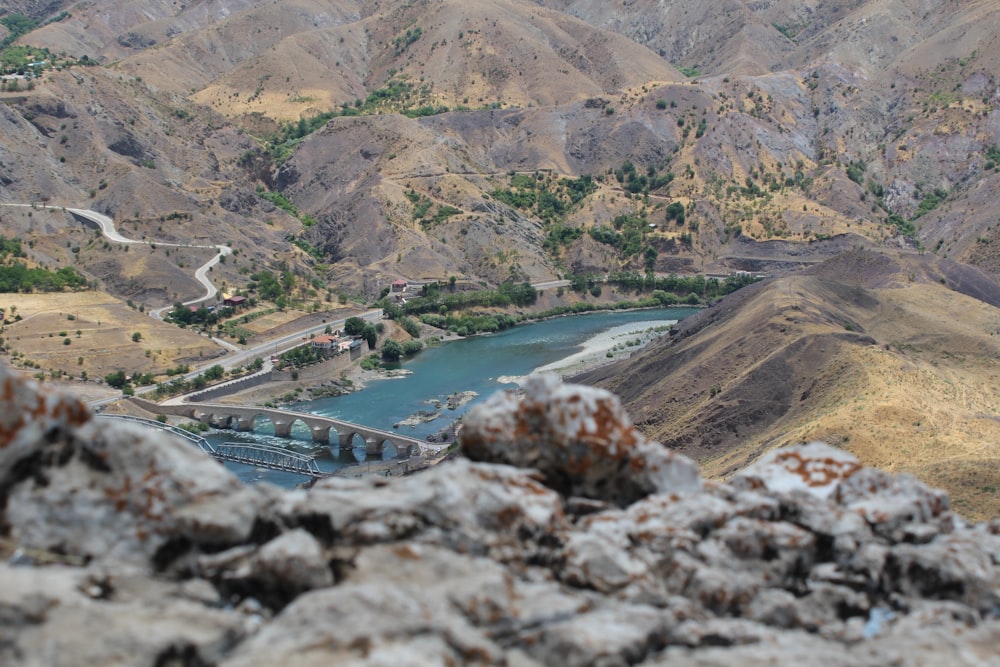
[269,351,354,383]
[186,370,274,402]
[1,364,998,666]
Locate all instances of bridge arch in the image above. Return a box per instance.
[209,413,238,430]
[249,413,276,436]
[286,417,315,442]
[145,401,425,464]
[378,439,397,460]
[339,432,369,462]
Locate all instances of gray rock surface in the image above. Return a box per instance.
[1,364,998,666]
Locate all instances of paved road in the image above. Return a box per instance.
[156,308,383,405]
[64,207,232,318]
[531,279,571,291]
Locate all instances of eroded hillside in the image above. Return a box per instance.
[0,0,995,300]
[576,249,1000,519]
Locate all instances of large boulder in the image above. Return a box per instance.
[461,373,702,506]
[0,363,267,567]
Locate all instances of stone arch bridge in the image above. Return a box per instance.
[131,398,424,458]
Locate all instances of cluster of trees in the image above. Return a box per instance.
[1,13,74,77]
[106,363,234,396]
[380,338,423,362]
[139,359,262,399]
[490,173,597,225]
[165,303,235,327]
[386,282,537,317]
[488,173,597,256]
[249,269,293,303]
[0,237,88,292]
[0,236,27,259]
[276,345,324,369]
[344,316,377,349]
[614,161,675,195]
[603,271,761,300]
[418,311,520,337]
[0,264,88,293]
[262,76,444,164]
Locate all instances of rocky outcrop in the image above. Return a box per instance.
[1,363,998,666]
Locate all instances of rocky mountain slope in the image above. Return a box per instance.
[2,0,1000,519]
[577,249,1000,519]
[2,366,999,665]
[0,0,996,301]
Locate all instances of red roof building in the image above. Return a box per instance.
[310,335,338,350]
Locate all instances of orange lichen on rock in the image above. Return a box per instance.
[461,374,701,506]
[0,363,91,450]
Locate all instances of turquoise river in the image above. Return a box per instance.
[207,307,700,486]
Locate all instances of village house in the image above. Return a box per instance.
[223,294,248,308]
[310,335,339,351]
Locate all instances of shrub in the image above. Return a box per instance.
[399,316,421,338]
[402,340,424,356]
[381,339,403,361]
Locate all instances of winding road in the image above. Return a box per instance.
[2,203,232,318]
[63,207,232,318]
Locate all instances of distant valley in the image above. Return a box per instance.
[1,0,999,512]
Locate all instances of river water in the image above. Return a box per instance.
[209,307,699,485]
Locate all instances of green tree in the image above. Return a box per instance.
[381,339,403,362]
[362,324,377,350]
[104,370,128,389]
[344,316,368,336]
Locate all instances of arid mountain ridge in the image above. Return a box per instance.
[2,0,1000,512]
[1,0,997,296]
[576,249,1000,519]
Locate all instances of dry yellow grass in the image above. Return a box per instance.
[1,292,222,381]
[584,253,1000,521]
[714,284,1000,520]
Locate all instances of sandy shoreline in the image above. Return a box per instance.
[497,319,676,385]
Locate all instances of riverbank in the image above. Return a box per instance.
[208,314,678,409]
[537,319,673,374]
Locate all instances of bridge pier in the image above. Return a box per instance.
[208,414,234,429]
[272,418,293,438]
[365,437,382,458]
[235,416,256,432]
[310,425,331,444]
[338,431,356,450]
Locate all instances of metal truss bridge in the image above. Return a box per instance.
[96,414,326,478]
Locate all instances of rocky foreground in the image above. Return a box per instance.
[1,365,998,666]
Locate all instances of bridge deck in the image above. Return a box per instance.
[214,442,324,477]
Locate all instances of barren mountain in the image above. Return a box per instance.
[576,249,1000,519]
[3,0,997,299]
[3,0,1000,506]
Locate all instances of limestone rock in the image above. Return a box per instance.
[254,529,333,594]
[0,364,256,566]
[1,364,999,666]
[461,373,701,506]
[282,458,567,568]
[0,564,250,667]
